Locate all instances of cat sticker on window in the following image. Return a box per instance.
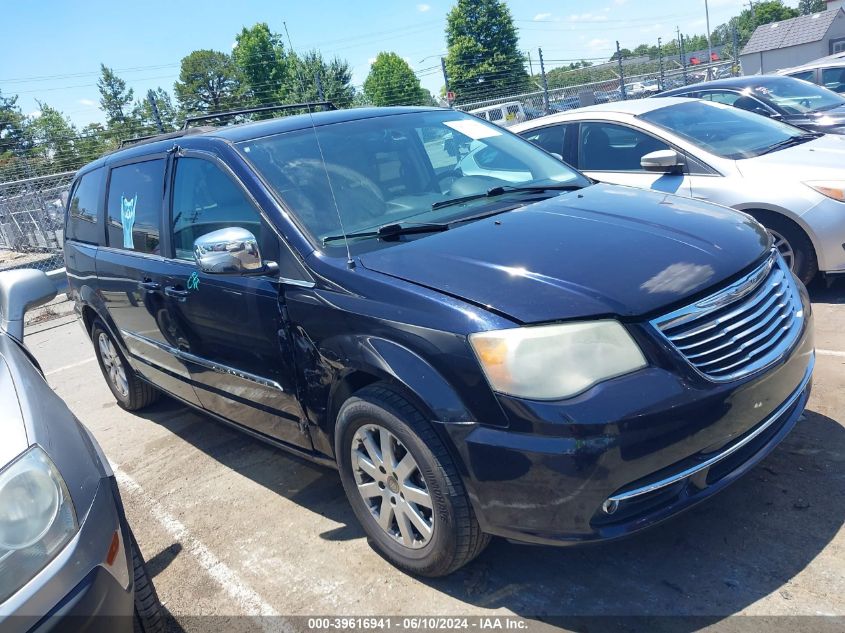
[120,194,138,249]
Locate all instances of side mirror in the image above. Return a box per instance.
[194,227,269,275]
[0,269,58,341]
[550,152,564,161]
[641,149,685,173]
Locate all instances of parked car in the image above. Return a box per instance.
[625,81,660,99]
[468,101,528,127]
[0,269,163,632]
[513,97,845,284]
[657,75,845,135]
[66,105,813,577]
[776,51,845,95]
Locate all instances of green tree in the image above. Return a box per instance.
[174,50,241,115]
[445,0,529,104]
[363,52,427,106]
[130,87,179,134]
[798,0,826,14]
[284,50,355,107]
[28,103,80,171]
[232,23,288,106]
[97,64,134,125]
[76,123,114,163]
[0,89,31,180]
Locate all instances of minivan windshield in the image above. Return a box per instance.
[640,100,815,160]
[237,110,589,251]
[750,77,844,114]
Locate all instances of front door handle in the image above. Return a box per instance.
[164,286,189,301]
[138,279,161,291]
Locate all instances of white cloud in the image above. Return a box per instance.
[569,12,608,22]
[231,41,237,49]
[78,98,97,107]
[417,3,430,12]
[28,110,41,119]
[586,38,611,51]
[533,12,552,21]
[368,57,377,66]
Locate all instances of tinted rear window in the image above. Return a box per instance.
[106,159,165,254]
[66,168,103,244]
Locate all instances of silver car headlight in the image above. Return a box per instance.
[804,181,845,202]
[469,320,647,400]
[0,446,78,603]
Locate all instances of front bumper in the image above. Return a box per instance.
[0,478,134,633]
[444,308,814,546]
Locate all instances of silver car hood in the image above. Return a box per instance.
[735,134,845,181]
[0,352,29,466]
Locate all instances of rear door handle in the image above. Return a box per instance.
[164,285,189,301]
[138,279,161,291]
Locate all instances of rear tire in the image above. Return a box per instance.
[91,321,159,411]
[130,530,165,633]
[335,384,490,577]
[748,210,818,285]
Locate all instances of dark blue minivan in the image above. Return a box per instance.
[64,106,814,577]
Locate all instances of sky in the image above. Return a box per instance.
[1,0,801,127]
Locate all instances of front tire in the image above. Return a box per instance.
[748,211,818,285]
[335,384,489,577]
[130,531,165,633]
[91,321,159,411]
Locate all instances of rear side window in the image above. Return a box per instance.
[788,70,815,82]
[520,124,569,156]
[106,159,165,254]
[66,168,102,244]
[822,67,845,94]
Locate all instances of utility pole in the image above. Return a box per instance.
[315,73,324,101]
[147,90,165,133]
[732,24,740,76]
[616,41,627,100]
[679,31,688,84]
[538,48,550,114]
[657,37,665,91]
[440,57,452,107]
[705,0,714,80]
[527,50,534,76]
[748,0,756,20]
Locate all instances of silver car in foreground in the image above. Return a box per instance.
[0,269,163,633]
[512,97,845,284]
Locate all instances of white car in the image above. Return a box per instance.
[513,97,845,284]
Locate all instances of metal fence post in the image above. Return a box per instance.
[147,90,165,133]
[538,48,550,114]
[679,32,688,84]
[616,41,627,101]
[657,37,665,91]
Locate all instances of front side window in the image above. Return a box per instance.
[641,100,811,160]
[578,122,669,171]
[66,168,102,244]
[821,66,845,94]
[171,157,273,261]
[238,110,588,252]
[700,91,743,106]
[106,159,164,254]
[788,70,815,82]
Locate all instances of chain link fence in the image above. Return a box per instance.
[0,170,74,273]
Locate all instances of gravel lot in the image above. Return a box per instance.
[24,281,845,633]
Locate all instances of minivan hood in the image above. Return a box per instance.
[359,184,769,323]
[736,134,845,180]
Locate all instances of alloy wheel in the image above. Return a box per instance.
[98,332,129,398]
[350,424,435,549]
[770,229,795,272]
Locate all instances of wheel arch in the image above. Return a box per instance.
[732,204,824,270]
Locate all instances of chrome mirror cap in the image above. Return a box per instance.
[194,227,263,274]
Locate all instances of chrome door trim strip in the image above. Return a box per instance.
[606,353,814,506]
[120,329,284,393]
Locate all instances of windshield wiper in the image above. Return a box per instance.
[431,183,584,210]
[759,133,821,155]
[322,222,448,244]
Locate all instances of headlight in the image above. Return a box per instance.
[0,446,78,603]
[469,320,647,400]
[804,181,845,202]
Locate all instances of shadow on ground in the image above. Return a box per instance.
[133,394,844,628]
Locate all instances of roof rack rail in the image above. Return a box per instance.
[182,102,337,130]
[117,127,216,150]
[119,133,158,148]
